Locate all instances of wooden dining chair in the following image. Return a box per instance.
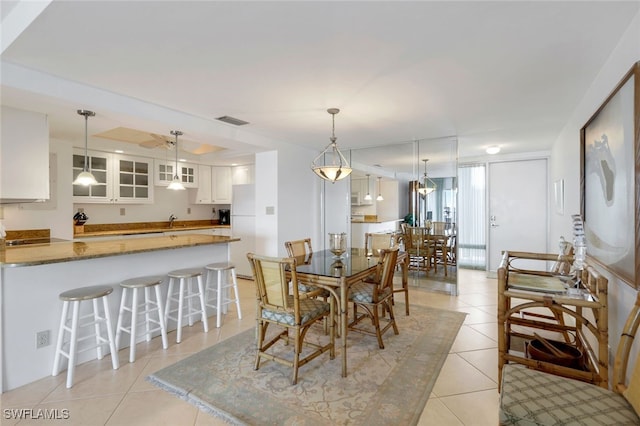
[284,238,327,298]
[403,226,431,272]
[247,253,335,385]
[348,247,400,349]
[364,232,395,257]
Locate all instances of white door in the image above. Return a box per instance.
[488,159,548,273]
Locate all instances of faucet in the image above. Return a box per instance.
[169,214,177,228]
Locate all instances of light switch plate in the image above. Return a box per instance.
[266,206,275,215]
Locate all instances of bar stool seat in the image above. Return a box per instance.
[205,262,242,328]
[165,268,209,343]
[115,275,168,363]
[52,285,119,388]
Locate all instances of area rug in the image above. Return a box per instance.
[147,304,466,425]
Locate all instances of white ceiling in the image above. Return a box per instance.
[1,1,638,168]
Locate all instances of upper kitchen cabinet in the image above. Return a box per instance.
[350,177,373,206]
[231,164,255,185]
[190,165,232,204]
[73,150,153,204]
[155,160,198,188]
[211,166,232,204]
[0,106,50,203]
[191,164,212,204]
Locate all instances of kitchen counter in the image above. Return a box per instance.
[1,233,240,391]
[1,234,238,267]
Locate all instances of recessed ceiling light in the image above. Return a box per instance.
[179,158,187,162]
[114,149,124,153]
[486,146,501,155]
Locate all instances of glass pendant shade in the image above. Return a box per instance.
[311,108,352,183]
[417,159,436,195]
[73,109,98,186]
[376,177,384,201]
[364,174,372,200]
[168,130,185,190]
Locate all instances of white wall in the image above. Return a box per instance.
[550,10,640,367]
[254,150,278,256]
[276,145,322,256]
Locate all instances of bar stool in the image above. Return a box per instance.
[204,262,242,328]
[52,285,119,388]
[165,268,209,343]
[115,275,168,363]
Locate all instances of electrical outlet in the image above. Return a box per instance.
[36,330,50,349]
[120,208,126,216]
[187,207,191,214]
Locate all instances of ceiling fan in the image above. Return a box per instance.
[94,126,223,155]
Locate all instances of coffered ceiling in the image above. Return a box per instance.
[1,1,638,168]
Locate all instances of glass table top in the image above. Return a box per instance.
[293,248,379,278]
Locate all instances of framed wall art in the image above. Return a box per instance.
[580,61,639,289]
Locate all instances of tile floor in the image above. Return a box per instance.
[0,268,500,425]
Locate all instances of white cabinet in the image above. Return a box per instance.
[0,106,50,203]
[190,165,232,204]
[73,151,153,204]
[212,166,232,204]
[231,164,254,185]
[155,160,198,188]
[191,165,212,204]
[351,178,373,206]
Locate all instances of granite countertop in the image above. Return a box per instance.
[76,224,230,238]
[1,234,239,267]
[351,217,403,224]
[74,220,230,238]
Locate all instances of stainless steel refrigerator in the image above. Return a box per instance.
[230,184,255,277]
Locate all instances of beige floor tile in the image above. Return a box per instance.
[194,410,234,426]
[456,292,498,307]
[432,354,496,397]
[439,389,500,425]
[0,374,64,407]
[15,394,123,426]
[450,325,497,353]
[454,306,495,325]
[418,398,464,425]
[458,348,499,384]
[128,353,194,393]
[468,322,498,342]
[105,389,198,426]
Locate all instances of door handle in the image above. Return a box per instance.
[491,223,499,227]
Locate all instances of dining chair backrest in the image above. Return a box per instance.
[247,253,301,321]
[404,226,429,252]
[372,247,399,302]
[285,238,313,264]
[431,221,447,235]
[365,232,395,256]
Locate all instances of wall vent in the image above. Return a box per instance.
[216,116,249,126]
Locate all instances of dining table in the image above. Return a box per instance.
[290,247,409,377]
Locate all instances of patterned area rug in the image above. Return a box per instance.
[147,304,466,425]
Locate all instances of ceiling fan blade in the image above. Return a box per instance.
[139,139,164,148]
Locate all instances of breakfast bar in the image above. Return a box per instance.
[0,234,239,392]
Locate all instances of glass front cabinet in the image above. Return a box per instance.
[73,150,154,204]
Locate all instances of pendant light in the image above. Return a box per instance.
[417,159,436,195]
[364,174,372,201]
[376,176,384,201]
[167,130,185,190]
[311,108,352,183]
[73,109,98,186]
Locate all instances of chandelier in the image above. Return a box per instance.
[311,108,352,183]
[417,159,436,195]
